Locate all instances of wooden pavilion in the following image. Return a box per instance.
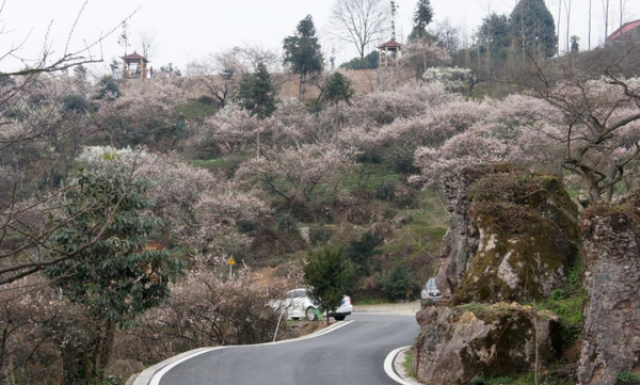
[121,51,149,79]
[377,40,402,67]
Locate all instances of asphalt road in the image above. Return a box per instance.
[159,313,419,385]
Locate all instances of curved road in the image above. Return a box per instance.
[158,313,418,385]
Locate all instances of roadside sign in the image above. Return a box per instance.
[228,256,236,265]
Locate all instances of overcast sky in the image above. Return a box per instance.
[2,0,639,76]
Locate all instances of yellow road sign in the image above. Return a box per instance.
[227,257,236,265]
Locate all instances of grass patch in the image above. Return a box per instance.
[618,371,640,385]
[402,349,416,379]
[176,99,218,121]
[353,298,387,306]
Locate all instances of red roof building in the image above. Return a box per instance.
[121,51,150,80]
[607,20,640,43]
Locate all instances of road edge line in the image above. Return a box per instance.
[134,320,355,385]
[384,346,413,385]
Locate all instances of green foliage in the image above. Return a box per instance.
[477,13,512,66]
[283,15,323,97]
[340,51,380,70]
[343,232,383,280]
[303,247,352,323]
[510,0,557,58]
[381,266,419,301]
[45,168,184,383]
[618,371,640,385]
[62,94,88,114]
[276,213,298,235]
[237,63,277,120]
[375,180,397,201]
[96,77,121,99]
[409,0,434,41]
[46,168,185,325]
[323,73,355,106]
[403,350,417,378]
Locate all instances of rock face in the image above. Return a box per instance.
[578,204,640,385]
[414,303,562,384]
[435,165,579,304]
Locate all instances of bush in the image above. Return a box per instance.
[381,267,419,301]
[375,180,397,201]
[276,213,298,235]
[390,151,419,174]
[618,371,640,385]
[62,94,88,114]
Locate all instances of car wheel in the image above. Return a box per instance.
[334,315,346,321]
[305,307,317,321]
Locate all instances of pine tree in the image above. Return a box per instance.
[409,0,434,41]
[283,15,324,99]
[510,0,557,59]
[323,72,355,106]
[237,63,277,120]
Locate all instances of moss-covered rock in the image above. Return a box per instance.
[414,303,562,385]
[435,165,579,304]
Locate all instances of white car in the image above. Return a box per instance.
[275,288,353,321]
[420,277,442,305]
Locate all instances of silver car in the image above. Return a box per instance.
[420,277,442,305]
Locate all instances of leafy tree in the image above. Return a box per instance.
[96,77,121,99]
[409,0,434,41]
[340,51,380,70]
[477,13,511,69]
[343,232,382,280]
[571,36,580,54]
[62,94,88,114]
[303,247,352,325]
[45,168,185,384]
[323,73,355,106]
[237,63,277,120]
[283,15,324,99]
[510,0,557,59]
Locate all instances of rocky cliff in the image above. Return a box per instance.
[435,165,579,304]
[577,201,640,385]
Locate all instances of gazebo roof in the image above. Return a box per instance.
[121,51,149,63]
[377,39,402,49]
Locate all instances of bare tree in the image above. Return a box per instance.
[138,30,157,60]
[589,0,593,50]
[329,0,391,59]
[188,50,246,107]
[0,2,139,286]
[603,0,611,43]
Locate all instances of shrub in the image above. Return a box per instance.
[618,371,640,385]
[375,180,397,201]
[276,213,298,235]
[62,94,88,114]
[381,267,419,301]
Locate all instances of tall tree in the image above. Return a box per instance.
[409,0,434,41]
[45,168,184,384]
[330,0,391,59]
[509,0,558,59]
[283,15,324,99]
[303,247,352,325]
[477,13,511,73]
[323,72,355,107]
[237,63,277,121]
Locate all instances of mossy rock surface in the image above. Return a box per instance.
[414,303,562,385]
[451,202,576,304]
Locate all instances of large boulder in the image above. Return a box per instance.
[435,165,579,304]
[577,202,640,385]
[414,303,562,384]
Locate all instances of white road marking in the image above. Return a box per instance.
[384,346,413,385]
[138,320,355,385]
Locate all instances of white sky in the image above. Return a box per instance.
[2,0,639,75]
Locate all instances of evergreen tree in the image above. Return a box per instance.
[571,36,580,54]
[509,0,557,59]
[409,0,434,41]
[303,247,352,325]
[46,168,184,383]
[237,63,277,120]
[283,15,324,99]
[340,51,380,70]
[477,14,512,72]
[323,72,355,106]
